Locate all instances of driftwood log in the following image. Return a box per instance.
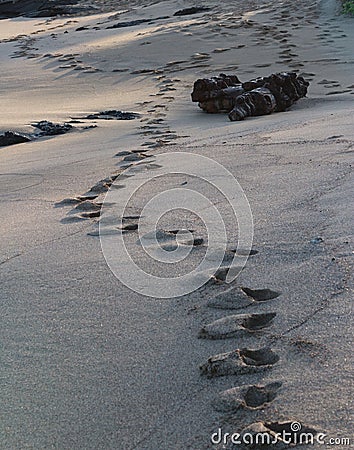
[191,72,309,121]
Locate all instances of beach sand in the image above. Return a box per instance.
[0,0,353,449]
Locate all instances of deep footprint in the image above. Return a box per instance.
[200,347,279,378]
[81,211,101,218]
[213,381,282,412]
[119,223,139,232]
[241,287,281,301]
[71,200,101,212]
[207,286,280,310]
[211,266,238,283]
[55,195,98,207]
[198,313,276,339]
[244,382,282,408]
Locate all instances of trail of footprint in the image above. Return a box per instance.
[213,381,282,412]
[200,347,279,378]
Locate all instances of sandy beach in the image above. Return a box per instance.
[0,0,353,449]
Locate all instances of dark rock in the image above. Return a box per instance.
[192,73,244,113]
[0,0,49,18]
[0,131,31,147]
[191,72,309,120]
[35,1,97,17]
[32,120,73,135]
[174,7,210,16]
[0,0,95,19]
[229,72,309,121]
[191,73,242,103]
[199,86,245,113]
[229,87,277,121]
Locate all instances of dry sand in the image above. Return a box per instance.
[0,0,353,449]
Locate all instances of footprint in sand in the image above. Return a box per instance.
[207,286,281,310]
[139,229,203,249]
[122,215,141,221]
[317,79,339,85]
[131,68,164,75]
[212,381,282,412]
[60,215,88,223]
[121,153,148,163]
[210,267,278,288]
[118,223,139,232]
[215,250,257,265]
[212,48,231,53]
[58,64,77,69]
[115,151,132,157]
[191,52,211,61]
[209,266,236,283]
[90,214,141,237]
[279,43,297,49]
[288,62,304,68]
[54,194,99,207]
[325,90,352,96]
[253,63,272,68]
[55,197,83,207]
[83,178,114,196]
[70,200,102,213]
[300,72,315,78]
[198,312,276,339]
[200,347,279,378]
[80,211,101,219]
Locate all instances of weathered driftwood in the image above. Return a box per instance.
[191,73,242,102]
[191,72,309,121]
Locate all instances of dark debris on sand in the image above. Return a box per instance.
[31,120,73,135]
[191,72,309,121]
[106,16,169,29]
[173,7,210,16]
[0,0,99,19]
[0,131,31,147]
[79,110,141,120]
